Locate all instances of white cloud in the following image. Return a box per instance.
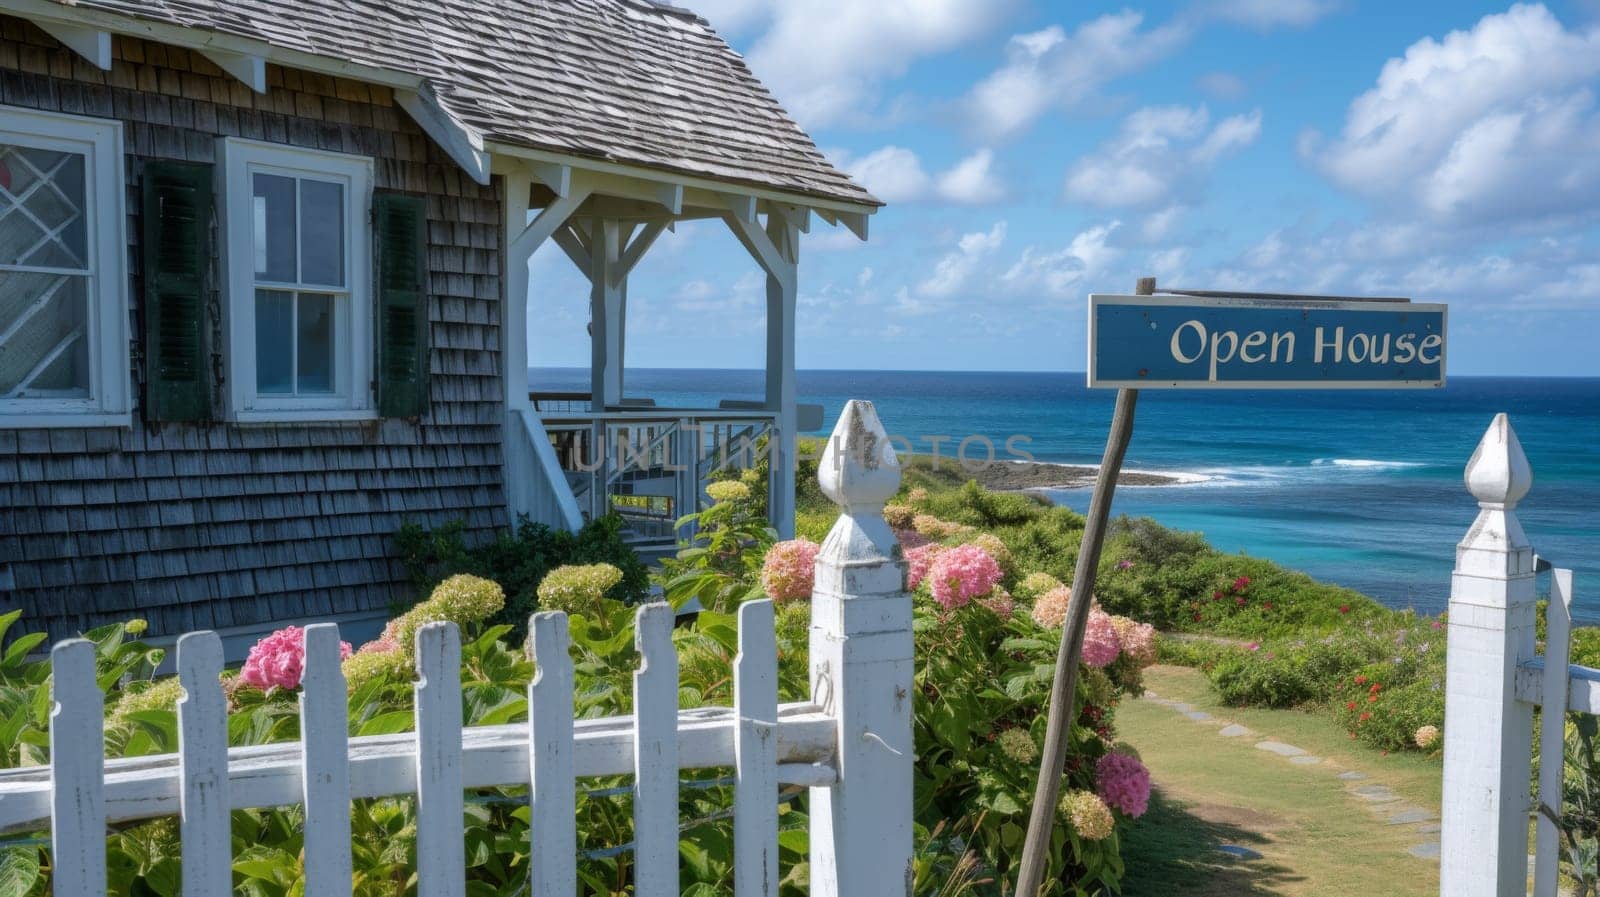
[935,149,1006,204]
[1202,0,1337,29]
[915,222,1007,299]
[1063,105,1261,209]
[845,146,931,203]
[844,146,1006,204]
[1001,222,1122,298]
[1310,4,1600,227]
[964,12,1190,141]
[1197,71,1249,100]
[741,0,1012,128]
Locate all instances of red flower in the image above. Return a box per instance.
[1192,613,1202,621]
[1232,576,1251,592]
[1212,590,1223,601]
[1235,596,1246,606]
[1359,712,1371,722]
[1346,701,1357,710]
[1354,675,1367,685]
[1339,605,1351,614]
[1369,683,1381,694]
[1264,602,1273,610]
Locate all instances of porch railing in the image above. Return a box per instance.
[0,400,913,897]
[532,393,778,546]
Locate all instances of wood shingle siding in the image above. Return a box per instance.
[0,17,508,643]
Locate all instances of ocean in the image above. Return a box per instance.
[532,368,1599,622]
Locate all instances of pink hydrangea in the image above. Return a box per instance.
[761,538,821,603]
[926,543,1002,610]
[1096,751,1151,818]
[1110,616,1157,667]
[240,626,352,692]
[1081,609,1122,668]
[905,543,944,590]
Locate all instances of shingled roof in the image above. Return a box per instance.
[35,0,880,208]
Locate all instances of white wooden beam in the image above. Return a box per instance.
[37,22,111,70]
[551,225,592,275]
[614,221,667,285]
[394,88,491,186]
[769,203,811,234]
[509,187,592,261]
[722,212,785,282]
[839,210,869,241]
[721,193,758,225]
[197,49,265,93]
[653,182,684,216]
[530,161,572,198]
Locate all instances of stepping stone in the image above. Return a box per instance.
[1172,703,1194,713]
[1184,710,1213,721]
[1144,690,1160,699]
[1289,755,1322,766]
[1217,844,1263,860]
[1385,807,1435,825]
[1336,771,1369,781]
[1254,741,1307,757]
[1416,822,1441,834]
[1218,724,1254,738]
[1408,842,1440,860]
[1352,785,1401,803]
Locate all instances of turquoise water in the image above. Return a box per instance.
[533,369,1599,621]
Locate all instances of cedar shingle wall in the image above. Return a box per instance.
[0,18,509,642]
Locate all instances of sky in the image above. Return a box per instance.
[529,0,1600,377]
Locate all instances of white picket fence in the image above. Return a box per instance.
[1439,413,1586,897]
[0,399,915,897]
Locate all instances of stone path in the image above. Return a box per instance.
[1142,689,1442,863]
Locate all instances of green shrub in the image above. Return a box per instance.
[394,514,649,634]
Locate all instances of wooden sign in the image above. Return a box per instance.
[1088,294,1447,389]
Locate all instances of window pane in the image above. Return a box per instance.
[255,289,293,394]
[299,179,344,287]
[252,173,296,282]
[0,271,89,396]
[296,293,334,395]
[0,146,87,269]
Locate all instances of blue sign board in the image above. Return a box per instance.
[1088,295,1447,389]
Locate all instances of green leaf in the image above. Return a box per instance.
[2,633,46,669]
[357,711,415,737]
[0,847,39,897]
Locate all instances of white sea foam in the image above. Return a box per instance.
[1311,458,1427,470]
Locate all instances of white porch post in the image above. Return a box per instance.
[809,401,914,897]
[1440,413,1536,897]
[501,168,533,413]
[589,218,625,410]
[764,216,799,539]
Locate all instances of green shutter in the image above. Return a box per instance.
[141,161,213,422]
[374,191,428,418]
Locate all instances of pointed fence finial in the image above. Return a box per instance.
[818,400,900,514]
[1464,413,1532,509]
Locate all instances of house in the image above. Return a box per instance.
[0,0,881,651]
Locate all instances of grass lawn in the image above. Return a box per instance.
[1115,665,1443,897]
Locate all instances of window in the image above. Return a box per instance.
[0,106,128,428]
[219,139,373,421]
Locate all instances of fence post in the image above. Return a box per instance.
[1440,413,1537,897]
[808,400,914,897]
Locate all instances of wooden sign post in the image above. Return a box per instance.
[1012,280,1447,897]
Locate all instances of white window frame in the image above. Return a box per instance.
[218,138,375,423]
[0,105,129,429]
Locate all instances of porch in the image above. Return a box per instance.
[494,154,874,548]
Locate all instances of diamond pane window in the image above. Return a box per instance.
[0,108,127,425]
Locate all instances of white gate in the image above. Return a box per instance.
[1439,413,1585,897]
